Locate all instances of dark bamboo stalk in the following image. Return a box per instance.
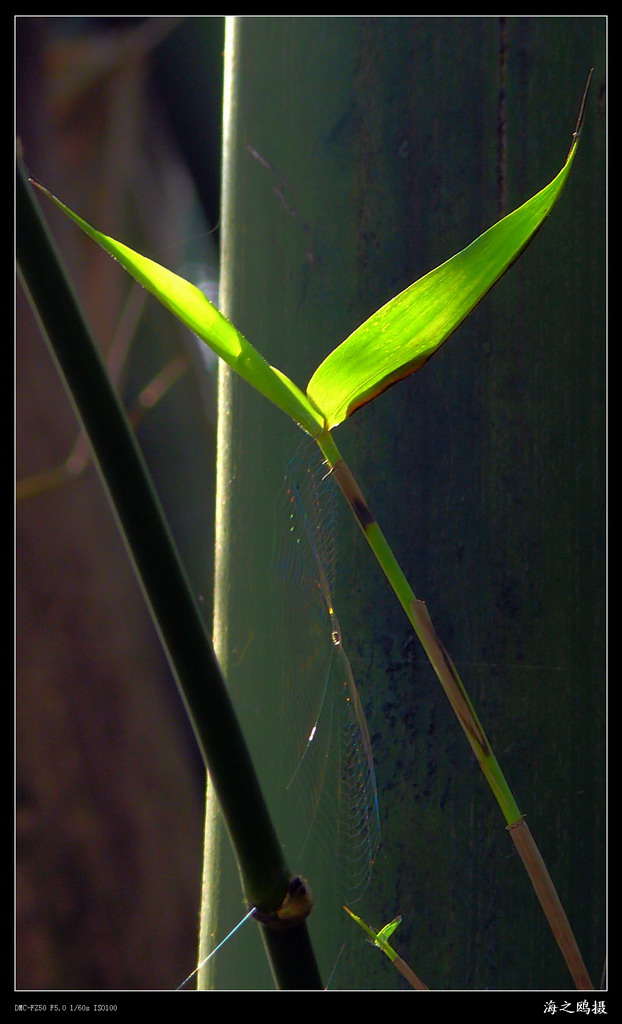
[16,159,322,990]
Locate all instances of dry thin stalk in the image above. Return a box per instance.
[393,956,429,991]
[508,818,593,990]
[325,439,592,990]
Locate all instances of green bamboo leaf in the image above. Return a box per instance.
[376,915,402,945]
[30,74,589,442]
[30,181,324,438]
[343,907,430,989]
[343,906,399,962]
[307,134,581,430]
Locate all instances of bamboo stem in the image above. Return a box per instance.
[508,818,593,990]
[17,160,322,990]
[393,956,429,991]
[317,428,591,990]
[326,442,520,823]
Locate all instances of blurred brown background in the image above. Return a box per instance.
[16,16,224,989]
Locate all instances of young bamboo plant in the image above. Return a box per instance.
[343,907,429,991]
[21,72,594,989]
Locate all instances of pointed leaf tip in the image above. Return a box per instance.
[29,180,325,437]
[307,99,585,429]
